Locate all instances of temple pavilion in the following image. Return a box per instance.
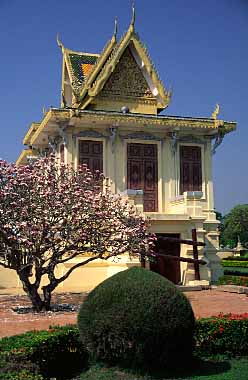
[13,6,236,291]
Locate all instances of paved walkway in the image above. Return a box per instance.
[185,289,248,318]
[0,289,247,338]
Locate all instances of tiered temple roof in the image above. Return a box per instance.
[16,5,236,165]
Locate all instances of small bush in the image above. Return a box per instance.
[0,351,43,380]
[195,314,248,356]
[78,267,195,370]
[0,325,88,380]
[222,260,248,268]
[217,275,248,287]
[0,370,43,380]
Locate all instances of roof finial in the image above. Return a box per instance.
[131,0,135,27]
[56,33,64,50]
[114,17,118,39]
[212,103,220,120]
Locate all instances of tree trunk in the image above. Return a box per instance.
[43,286,52,311]
[18,271,44,312]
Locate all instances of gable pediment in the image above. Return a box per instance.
[100,47,154,100]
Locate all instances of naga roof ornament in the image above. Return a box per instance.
[56,33,64,51]
[211,104,220,120]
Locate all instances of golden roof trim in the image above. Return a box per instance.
[16,149,35,166]
[56,35,99,57]
[27,108,236,146]
[70,109,236,131]
[30,109,53,145]
[79,37,117,102]
[30,109,71,145]
[23,122,40,145]
[80,24,171,110]
[57,34,100,99]
[78,17,120,103]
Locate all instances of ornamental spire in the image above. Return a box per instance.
[114,17,118,39]
[131,1,135,28]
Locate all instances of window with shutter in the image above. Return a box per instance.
[78,140,103,179]
[127,143,158,212]
[180,146,202,194]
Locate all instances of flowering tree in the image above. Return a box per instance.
[0,156,153,311]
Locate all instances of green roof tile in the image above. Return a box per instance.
[69,54,98,83]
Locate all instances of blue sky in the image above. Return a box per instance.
[0,0,247,214]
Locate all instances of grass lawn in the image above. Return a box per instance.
[78,357,248,380]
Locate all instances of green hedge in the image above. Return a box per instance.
[222,257,248,262]
[195,314,248,356]
[222,260,248,268]
[2,315,248,379]
[0,369,43,380]
[224,268,248,277]
[217,275,248,287]
[0,325,88,380]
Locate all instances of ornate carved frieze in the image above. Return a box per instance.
[120,131,162,141]
[72,130,106,146]
[178,134,207,145]
[170,132,208,155]
[73,130,105,138]
[96,95,157,106]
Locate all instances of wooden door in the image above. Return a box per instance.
[127,143,158,212]
[78,140,103,176]
[150,233,181,284]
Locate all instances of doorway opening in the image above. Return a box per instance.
[150,233,181,284]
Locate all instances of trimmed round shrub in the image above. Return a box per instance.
[78,267,195,370]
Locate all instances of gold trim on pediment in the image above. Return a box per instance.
[78,22,171,111]
[30,109,70,145]
[16,149,37,166]
[79,38,117,102]
[96,94,157,106]
[23,122,40,145]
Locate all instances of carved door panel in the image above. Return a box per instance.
[78,140,103,176]
[127,143,158,212]
[150,233,181,284]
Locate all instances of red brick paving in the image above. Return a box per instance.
[0,289,247,338]
[185,289,248,318]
